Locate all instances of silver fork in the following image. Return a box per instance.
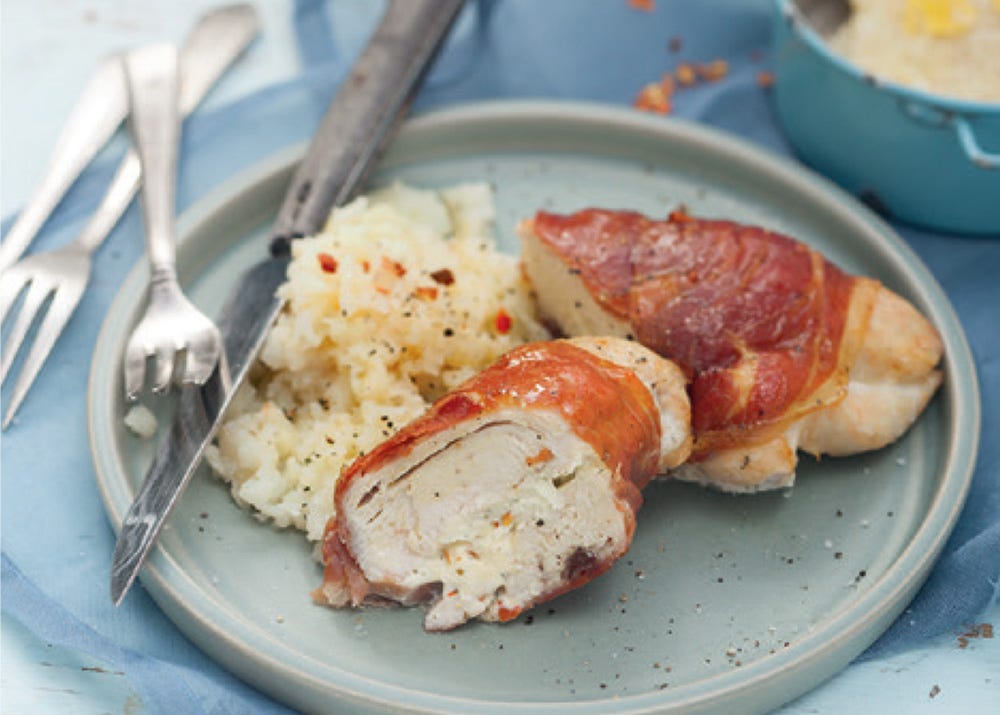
[0,56,128,274]
[122,43,221,400]
[0,5,258,429]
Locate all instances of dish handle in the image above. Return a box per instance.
[954,117,1000,171]
[900,99,999,171]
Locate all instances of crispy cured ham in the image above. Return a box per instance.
[315,337,691,631]
[520,209,943,492]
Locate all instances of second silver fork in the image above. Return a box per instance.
[122,43,222,400]
[0,5,259,428]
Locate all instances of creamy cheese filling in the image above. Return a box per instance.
[341,409,627,630]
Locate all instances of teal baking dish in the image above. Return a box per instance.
[771,0,1000,235]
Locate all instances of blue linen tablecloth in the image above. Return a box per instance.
[2,1,998,712]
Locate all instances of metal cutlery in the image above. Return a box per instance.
[0,4,259,429]
[0,58,127,274]
[111,0,467,604]
[121,43,222,400]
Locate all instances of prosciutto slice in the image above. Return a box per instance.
[315,337,691,630]
[520,209,943,491]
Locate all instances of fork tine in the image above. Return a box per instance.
[124,340,150,401]
[1,279,55,386]
[151,346,176,394]
[0,269,28,324]
[2,280,88,428]
[182,358,215,386]
[181,333,221,385]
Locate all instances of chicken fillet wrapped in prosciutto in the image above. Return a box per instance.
[315,337,691,631]
[520,209,943,492]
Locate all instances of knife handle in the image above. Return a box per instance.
[271,0,466,251]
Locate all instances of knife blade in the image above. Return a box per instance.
[111,0,467,605]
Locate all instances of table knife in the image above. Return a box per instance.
[111,0,467,605]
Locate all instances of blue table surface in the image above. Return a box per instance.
[2,1,998,713]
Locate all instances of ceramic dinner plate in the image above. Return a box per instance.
[89,101,979,715]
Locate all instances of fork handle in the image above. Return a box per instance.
[124,44,180,280]
[74,6,259,255]
[0,56,127,273]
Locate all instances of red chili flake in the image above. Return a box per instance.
[381,255,406,277]
[372,256,406,294]
[362,260,370,273]
[497,605,522,621]
[959,623,995,642]
[695,60,729,82]
[430,268,455,286]
[675,64,696,86]
[447,589,458,597]
[635,57,732,117]
[757,71,775,88]
[632,82,673,114]
[668,208,693,223]
[414,286,438,301]
[628,0,655,11]
[316,253,338,273]
[495,308,513,334]
[525,447,554,467]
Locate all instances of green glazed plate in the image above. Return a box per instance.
[89,101,979,715]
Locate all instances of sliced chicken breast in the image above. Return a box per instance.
[519,209,942,492]
[314,337,690,631]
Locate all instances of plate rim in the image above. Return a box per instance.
[89,99,981,715]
